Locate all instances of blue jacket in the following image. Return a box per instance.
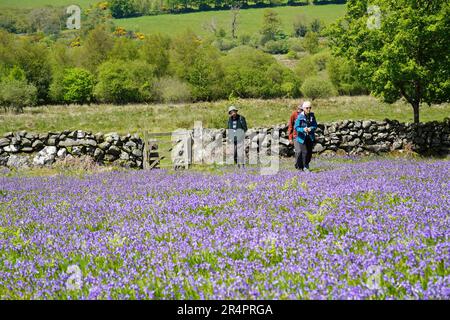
[295,112,317,144]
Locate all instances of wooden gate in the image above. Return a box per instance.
[142,131,192,170]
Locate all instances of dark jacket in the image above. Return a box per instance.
[295,112,317,144]
[227,114,247,142]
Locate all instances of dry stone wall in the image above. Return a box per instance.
[0,119,449,169]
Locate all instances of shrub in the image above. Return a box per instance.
[109,0,138,18]
[109,38,139,61]
[139,34,171,77]
[312,50,332,71]
[303,31,319,54]
[62,68,95,104]
[238,33,252,46]
[300,76,336,100]
[170,31,225,101]
[49,71,65,104]
[293,14,308,37]
[0,76,37,112]
[310,19,323,34]
[80,25,114,73]
[213,38,238,51]
[14,39,52,103]
[286,50,298,59]
[263,39,289,54]
[327,56,369,95]
[287,37,304,52]
[294,55,318,85]
[221,46,299,98]
[94,60,155,103]
[154,77,192,103]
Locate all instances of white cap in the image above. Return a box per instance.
[302,101,312,109]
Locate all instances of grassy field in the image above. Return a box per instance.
[117,5,346,36]
[0,0,95,9]
[1,96,448,136]
[0,2,345,36]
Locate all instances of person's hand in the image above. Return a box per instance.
[289,139,293,145]
[304,127,310,133]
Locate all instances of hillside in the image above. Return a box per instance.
[117,4,346,36]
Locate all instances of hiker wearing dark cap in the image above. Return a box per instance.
[287,102,303,169]
[227,106,247,166]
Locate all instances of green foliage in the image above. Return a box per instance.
[62,68,95,104]
[294,54,318,85]
[0,9,32,34]
[293,14,308,37]
[0,68,37,112]
[139,33,171,77]
[312,50,332,71]
[27,7,66,36]
[328,0,450,123]
[213,37,238,51]
[287,37,304,52]
[94,59,155,103]
[109,37,139,61]
[170,30,225,101]
[302,31,319,54]
[260,9,286,44]
[81,3,115,36]
[327,55,368,95]
[300,75,336,100]
[12,39,52,103]
[263,39,289,54]
[221,46,299,98]
[153,76,192,103]
[80,25,114,73]
[286,50,298,59]
[310,18,322,33]
[109,0,138,19]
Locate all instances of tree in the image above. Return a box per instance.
[109,0,138,18]
[327,56,368,95]
[62,68,95,104]
[301,76,336,100]
[170,30,225,101]
[0,67,37,112]
[15,39,52,103]
[230,4,240,39]
[80,25,114,73]
[140,33,171,77]
[28,7,66,35]
[329,0,450,123]
[95,60,155,103]
[221,46,299,98]
[260,9,285,44]
[302,31,319,54]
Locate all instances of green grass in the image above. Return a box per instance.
[0,2,345,36]
[1,96,448,136]
[116,5,346,36]
[0,0,95,9]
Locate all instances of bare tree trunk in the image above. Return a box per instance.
[231,5,240,39]
[412,101,420,124]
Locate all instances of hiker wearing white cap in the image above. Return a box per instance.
[294,101,317,172]
[227,106,247,167]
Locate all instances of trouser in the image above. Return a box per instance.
[294,139,301,169]
[296,138,313,169]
